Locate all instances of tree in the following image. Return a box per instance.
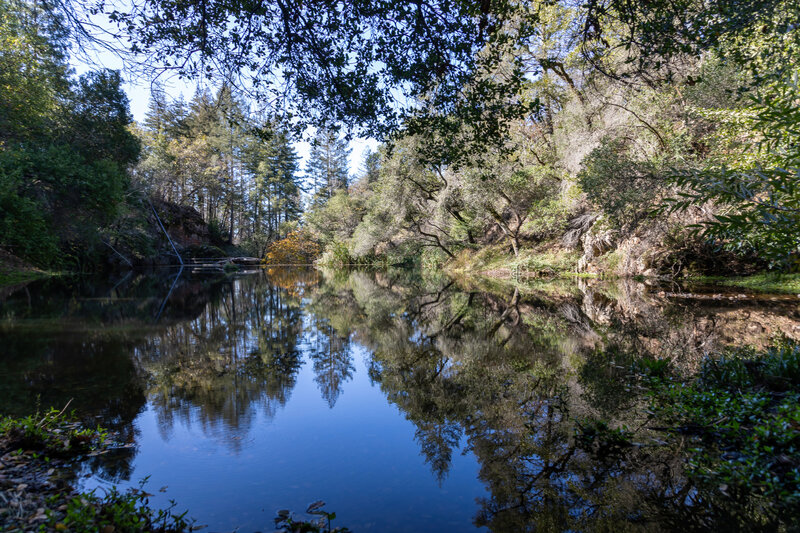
[305,128,350,206]
[0,0,139,267]
[596,0,800,267]
[0,0,69,143]
[69,70,140,171]
[106,0,540,139]
[243,122,302,254]
[360,148,381,185]
[466,157,559,257]
[136,84,304,256]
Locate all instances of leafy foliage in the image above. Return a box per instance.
[631,0,800,268]
[1,408,193,532]
[648,341,800,526]
[669,165,800,267]
[578,139,662,230]
[667,71,800,267]
[1,405,107,456]
[51,481,192,533]
[265,230,322,265]
[107,0,541,144]
[0,0,139,268]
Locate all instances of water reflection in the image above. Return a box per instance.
[1,268,798,531]
[138,271,310,448]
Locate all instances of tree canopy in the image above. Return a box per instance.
[0,0,139,267]
[100,0,539,137]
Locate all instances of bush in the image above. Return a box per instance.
[183,244,227,259]
[649,340,800,527]
[318,242,353,267]
[207,219,228,246]
[578,139,662,230]
[265,230,321,264]
[0,191,60,267]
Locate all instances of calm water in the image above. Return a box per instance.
[1,268,798,531]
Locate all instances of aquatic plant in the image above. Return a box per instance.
[274,501,350,533]
[648,340,800,527]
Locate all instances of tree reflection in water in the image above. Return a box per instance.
[3,267,798,530]
[136,270,312,449]
[304,269,795,531]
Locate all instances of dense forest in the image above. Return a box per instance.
[300,0,800,277]
[1,0,798,276]
[135,85,304,256]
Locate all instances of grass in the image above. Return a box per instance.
[0,268,49,288]
[0,404,108,456]
[447,243,581,277]
[690,272,800,294]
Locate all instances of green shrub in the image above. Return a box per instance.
[207,219,228,246]
[52,481,192,533]
[649,340,800,524]
[0,168,60,267]
[0,406,107,456]
[578,139,662,230]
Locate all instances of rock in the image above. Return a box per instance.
[151,199,211,246]
[582,229,616,258]
[561,213,598,249]
[578,225,617,272]
[747,323,764,333]
[231,257,261,265]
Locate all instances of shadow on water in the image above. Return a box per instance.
[1,267,798,531]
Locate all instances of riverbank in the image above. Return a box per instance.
[446,244,584,280]
[0,250,50,290]
[0,409,192,532]
[444,244,800,295]
[687,273,800,294]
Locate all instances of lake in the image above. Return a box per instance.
[1,267,798,531]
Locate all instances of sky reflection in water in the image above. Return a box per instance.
[1,268,798,532]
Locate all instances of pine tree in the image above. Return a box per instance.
[143,82,169,135]
[305,128,350,206]
[360,147,381,184]
[244,123,301,249]
[136,83,303,256]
